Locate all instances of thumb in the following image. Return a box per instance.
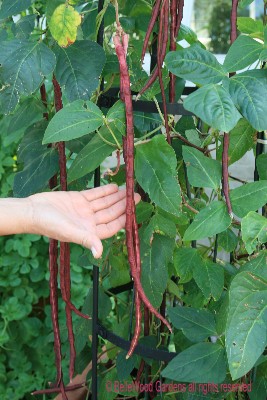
[81,235,103,259]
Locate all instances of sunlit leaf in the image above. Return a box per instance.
[49,4,81,47]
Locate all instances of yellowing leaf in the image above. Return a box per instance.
[49,4,81,48]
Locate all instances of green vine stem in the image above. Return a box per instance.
[103,117,122,149]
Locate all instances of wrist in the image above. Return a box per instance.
[23,196,35,234]
[0,197,33,236]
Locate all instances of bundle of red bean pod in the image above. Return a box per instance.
[138,0,184,144]
[34,81,90,400]
[113,3,172,359]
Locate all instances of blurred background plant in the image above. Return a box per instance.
[0,118,94,399]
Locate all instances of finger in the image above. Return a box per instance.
[94,193,141,224]
[96,214,126,239]
[94,197,126,225]
[134,193,141,204]
[81,184,119,202]
[90,189,126,213]
[79,234,103,259]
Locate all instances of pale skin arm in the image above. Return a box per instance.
[0,184,140,259]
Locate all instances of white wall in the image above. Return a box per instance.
[182,0,195,26]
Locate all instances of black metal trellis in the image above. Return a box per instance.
[90,2,267,399]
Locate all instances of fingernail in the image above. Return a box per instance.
[91,246,97,258]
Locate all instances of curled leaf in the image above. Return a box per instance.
[49,4,81,48]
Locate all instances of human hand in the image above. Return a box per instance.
[28,184,141,258]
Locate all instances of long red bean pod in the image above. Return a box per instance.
[59,380,68,400]
[127,291,142,359]
[31,383,85,396]
[137,66,159,99]
[134,305,150,384]
[59,256,90,319]
[135,359,145,384]
[49,240,62,387]
[40,83,49,120]
[137,1,169,99]
[127,218,142,359]
[53,77,77,382]
[114,24,172,358]
[141,0,162,63]
[114,28,143,358]
[231,0,239,43]
[115,35,172,342]
[158,0,171,144]
[174,0,184,38]
[40,82,63,389]
[60,243,76,382]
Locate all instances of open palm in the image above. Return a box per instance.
[29,184,140,258]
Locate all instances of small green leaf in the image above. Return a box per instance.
[99,368,118,400]
[67,101,125,181]
[241,212,267,254]
[183,146,222,189]
[141,235,175,308]
[55,40,106,102]
[218,229,238,253]
[49,4,81,47]
[173,247,203,284]
[193,260,224,301]
[0,0,32,19]
[177,24,198,44]
[249,376,267,400]
[241,251,267,280]
[230,181,267,218]
[183,202,232,241]
[224,35,263,73]
[239,0,255,9]
[12,15,36,39]
[257,154,267,180]
[226,271,267,380]
[168,306,217,342]
[260,48,267,61]
[237,17,263,38]
[136,202,154,224]
[7,98,45,140]
[68,134,116,182]
[134,111,161,132]
[184,84,241,133]
[165,45,226,85]
[105,100,126,136]
[108,254,130,288]
[43,100,103,143]
[13,121,59,197]
[116,351,137,380]
[227,119,255,165]
[102,54,119,76]
[185,129,202,147]
[161,343,226,383]
[144,214,177,243]
[135,135,181,216]
[223,70,267,131]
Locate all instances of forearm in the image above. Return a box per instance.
[0,198,32,236]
